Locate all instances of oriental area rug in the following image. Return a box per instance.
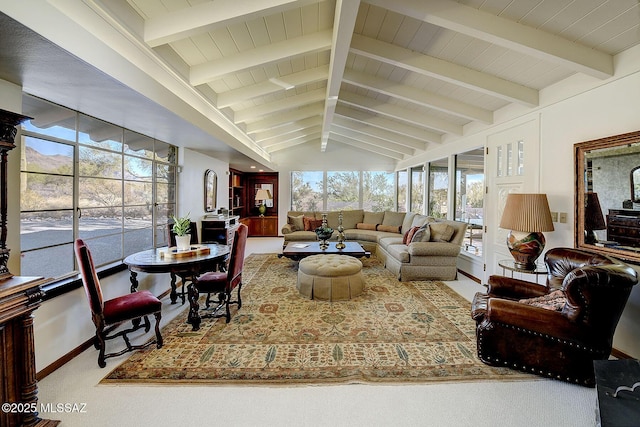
[102,254,533,386]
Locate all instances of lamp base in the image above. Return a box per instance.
[585,229,599,245]
[258,203,266,217]
[506,230,546,270]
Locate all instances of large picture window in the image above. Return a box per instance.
[428,158,449,218]
[410,166,425,214]
[291,171,395,212]
[19,95,177,279]
[455,149,484,256]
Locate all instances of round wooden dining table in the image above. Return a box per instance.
[124,244,230,330]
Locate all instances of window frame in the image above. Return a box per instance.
[19,95,178,300]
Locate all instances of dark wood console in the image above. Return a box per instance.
[244,216,278,237]
[0,109,58,426]
[607,209,640,247]
[201,215,240,245]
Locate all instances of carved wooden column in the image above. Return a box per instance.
[0,109,59,426]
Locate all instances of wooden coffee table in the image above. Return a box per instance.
[279,241,370,261]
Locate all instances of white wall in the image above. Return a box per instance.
[178,148,230,240]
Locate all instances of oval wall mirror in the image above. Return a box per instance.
[204,169,217,212]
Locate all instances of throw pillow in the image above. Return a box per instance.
[428,222,455,242]
[403,226,420,244]
[363,211,385,224]
[303,216,323,231]
[377,224,401,233]
[288,214,304,231]
[519,290,566,312]
[356,223,377,230]
[411,225,431,242]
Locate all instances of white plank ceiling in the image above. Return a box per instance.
[7,0,640,168]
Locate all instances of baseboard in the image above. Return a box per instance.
[611,348,633,359]
[36,287,173,381]
[458,269,481,283]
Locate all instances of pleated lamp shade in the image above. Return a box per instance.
[584,192,606,231]
[255,188,272,201]
[500,193,555,233]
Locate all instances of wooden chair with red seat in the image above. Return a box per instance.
[195,223,248,323]
[74,238,164,367]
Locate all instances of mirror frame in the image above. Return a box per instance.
[575,129,640,264]
[204,169,217,212]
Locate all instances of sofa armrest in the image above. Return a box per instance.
[408,242,461,257]
[281,223,294,235]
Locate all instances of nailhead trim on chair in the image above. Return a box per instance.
[477,321,604,386]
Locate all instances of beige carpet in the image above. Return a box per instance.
[102,253,533,385]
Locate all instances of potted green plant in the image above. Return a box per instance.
[171,213,192,250]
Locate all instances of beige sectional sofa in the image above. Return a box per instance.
[282,210,468,281]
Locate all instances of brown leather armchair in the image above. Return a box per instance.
[471,247,637,386]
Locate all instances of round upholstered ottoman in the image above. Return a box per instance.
[297,254,364,301]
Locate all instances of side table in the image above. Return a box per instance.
[498,259,548,284]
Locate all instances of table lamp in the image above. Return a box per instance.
[500,193,554,270]
[255,188,272,217]
[584,192,606,244]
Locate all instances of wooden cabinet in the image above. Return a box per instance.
[606,209,640,247]
[0,276,59,427]
[245,216,278,237]
[201,216,240,245]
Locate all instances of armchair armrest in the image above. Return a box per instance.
[487,275,549,299]
[486,298,584,342]
[408,241,461,257]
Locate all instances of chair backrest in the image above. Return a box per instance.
[74,239,104,316]
[227,224,248,290]
[545,247,637,343]
[167,221,199,246]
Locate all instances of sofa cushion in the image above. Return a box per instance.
[411,225,431,242]
[429,222,455,242]
[344,229,385,242]
[356,223,377,230]
[377,224,401,233]
[363,211,384,224]
[403,226,420,244]
[382,211,405,228]
[303,216,323,231]
[385,244,410,263]
[401,212,416,234]
[325,211,340,229]
[288,214,304,231]
[284,231,318,242]
[341,209,364,229]
[378,236,404,251]
[411,214,431,228]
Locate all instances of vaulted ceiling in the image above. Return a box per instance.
[2,0,640,170]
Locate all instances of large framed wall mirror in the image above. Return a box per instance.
[575,130,640,264]
[204,169,217,212]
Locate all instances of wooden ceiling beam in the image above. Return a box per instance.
[350,34,539,107]
[190,30,332,85]
[366,0,613,79]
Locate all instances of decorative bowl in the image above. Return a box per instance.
[314,227,334,241]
